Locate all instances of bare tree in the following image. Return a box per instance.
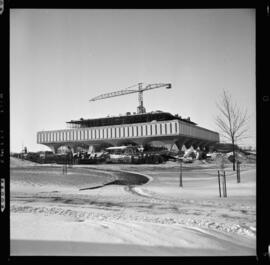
[216,90,249,171]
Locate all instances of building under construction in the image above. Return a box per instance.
[37,83,219,154]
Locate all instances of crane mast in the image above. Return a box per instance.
[90,82,172,114]
[137,83,145,114]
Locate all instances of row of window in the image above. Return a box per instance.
[179,123,218,141]
[37,122,219,143]
[37,122,179,143]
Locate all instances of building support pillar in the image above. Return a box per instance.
[175,138,188,152]
[184,140,193,149]
[88,145,96,154]
[49,145,56,154]
[45,144,60,154]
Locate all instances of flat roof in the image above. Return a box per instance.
[67,111,197,127]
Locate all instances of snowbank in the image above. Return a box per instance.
[10,158,256,256]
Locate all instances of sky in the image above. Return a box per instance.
[10,9,256,152]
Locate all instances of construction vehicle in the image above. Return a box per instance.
[90,83,172,114]
[73,151,108,164]
[105,146,164,164]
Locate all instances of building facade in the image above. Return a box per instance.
[37,118,219,153]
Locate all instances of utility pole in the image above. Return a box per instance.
[217,170,221,197]
[179,158,183,187]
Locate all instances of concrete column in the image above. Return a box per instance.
[184,140,193,149]
[191,139,200,150]
[183,146,195,157]
[69,145,78,154]
[207,145,214,153]
[198,143,205,150]
[71,147,75,153]
[46,144,60,154]
[132,139,144,146]
[169,143,179,152]
[203,146,209,152]
[175,138,188,151]
[88,145,96,154]
[203,141,212,151]
[192,143,198,150]
[192,140,202,150]
[49,145,56,154]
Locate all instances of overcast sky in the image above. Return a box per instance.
[10,9,255,152]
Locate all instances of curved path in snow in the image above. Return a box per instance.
[10,158,256,256]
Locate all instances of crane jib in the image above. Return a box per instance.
[89,83,172,114]
[89,89,139,101]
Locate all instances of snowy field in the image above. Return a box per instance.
[10,157,256,256]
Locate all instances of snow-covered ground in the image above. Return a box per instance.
[10,157,256,256]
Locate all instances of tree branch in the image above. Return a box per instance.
[215,89,249,147]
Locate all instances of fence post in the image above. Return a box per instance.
[236,162,239,183]
[179,159,183,187]
[62,164,67,175]
[223,171,227,197]
[218,170,221,197]
[236,161,238,183]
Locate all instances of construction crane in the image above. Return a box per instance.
[89,83,172,114]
